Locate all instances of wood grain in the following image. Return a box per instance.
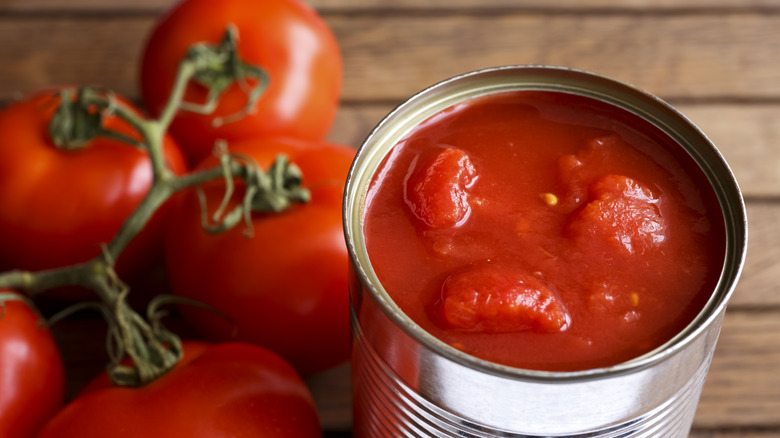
[334,14,780,102]
[2,0,780,13]
[0,17,152,100]
[690,433,780,438]
[696,310,780,428]
[734,202,780,308]
[0,15,778,102]
[681,105,780,198]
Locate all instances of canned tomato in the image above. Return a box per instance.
[343,66,747,437]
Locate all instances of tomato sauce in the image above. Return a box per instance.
[362,90,725,371]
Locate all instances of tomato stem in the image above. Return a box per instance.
[177,24,270,128]
[0,290,41,320]
[0,25,302,387]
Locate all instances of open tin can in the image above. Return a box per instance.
[343,66,747,437]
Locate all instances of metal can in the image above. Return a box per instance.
[343,66,747,437]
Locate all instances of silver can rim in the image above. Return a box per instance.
[343,64,748,383]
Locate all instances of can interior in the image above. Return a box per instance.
[343,65,748,381]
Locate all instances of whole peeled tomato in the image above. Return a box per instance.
[140,0,342,166]
[36,341,322,438]
[164,137,354,374]
[0,290,65,438]
[0,89,187,286]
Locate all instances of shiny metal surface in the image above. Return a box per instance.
[343,66,748,437]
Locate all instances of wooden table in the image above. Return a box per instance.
[1,1,778,436]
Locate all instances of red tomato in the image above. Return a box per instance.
[76,341,212,397]
[0,89,187,284]
[140,0,342,166]
[36,341,322,438]
[164,137,353,374]
[0,290,65,438]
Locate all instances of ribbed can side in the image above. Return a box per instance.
[353,312,716,438]
[622,351,713,438]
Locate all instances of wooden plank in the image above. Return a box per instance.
[695,310,780,428]
[733,201,780,308]
[0,15,779,102]
[333,14,780,101]
[50,308,780,430]
[690,432,780,438]
[2,0,780,13]
[0,17,152,100]
[0,0,170,11]
[322,0,780,10]
[306,362,352,430]
[681,105,780,199]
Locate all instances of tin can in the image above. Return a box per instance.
[343,66,747,437]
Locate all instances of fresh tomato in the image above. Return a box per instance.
[0,89,187,285]
[36,341,322,437]
[140,0,342,166]
[163,137,353,374]
[0,290,65,438]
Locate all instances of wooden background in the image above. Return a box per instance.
[0,0,778,436]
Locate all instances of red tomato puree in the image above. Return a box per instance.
[362,90,725,371]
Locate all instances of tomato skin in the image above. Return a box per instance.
[36,341,322,438]
[0,89,187,284]
[140,0,342,166]
[164,137,354,374]
[0,290,65,438]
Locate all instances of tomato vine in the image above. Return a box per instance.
[0,25,308,387]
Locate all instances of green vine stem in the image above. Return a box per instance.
[0,290,44,321]
[0,25,308,387]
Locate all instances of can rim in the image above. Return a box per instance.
[344,64,748,382]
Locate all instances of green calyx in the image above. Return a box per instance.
[48,88,143,151]
[248,154,311,213]
[180,23,269,127]
[48,88,104,150]
[200,151,311,236]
